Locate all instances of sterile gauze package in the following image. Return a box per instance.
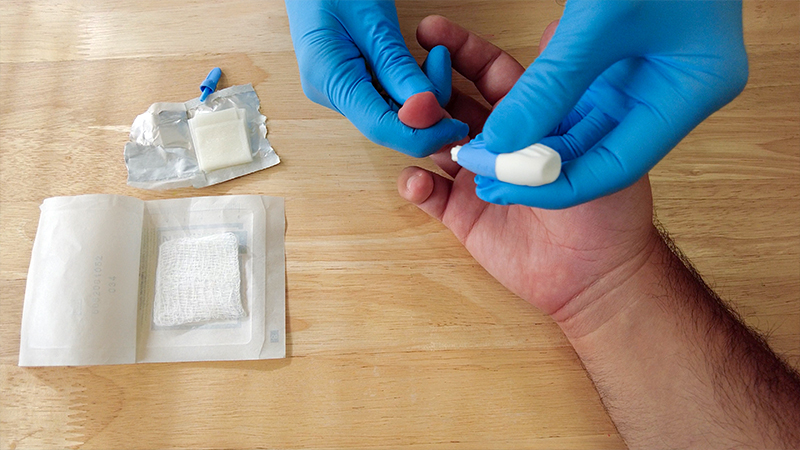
[124,84,280,189]
[18,194,286,366]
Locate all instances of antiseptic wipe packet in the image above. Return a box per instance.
[124,84,279,189]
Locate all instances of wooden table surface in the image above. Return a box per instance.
[1,1,798,448]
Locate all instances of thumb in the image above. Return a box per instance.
[420,45,452,108]
[538,19,559,54]
[481,18,617,154]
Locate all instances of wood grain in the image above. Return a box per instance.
[1,1,798,448]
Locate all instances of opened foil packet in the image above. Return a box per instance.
[124,84,280,189]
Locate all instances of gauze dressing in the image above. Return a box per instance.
[153,233,245,327]
[19,194,286,366]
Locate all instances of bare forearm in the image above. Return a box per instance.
[557,227,800,449]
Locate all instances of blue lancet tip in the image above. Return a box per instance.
[199,67,222,102]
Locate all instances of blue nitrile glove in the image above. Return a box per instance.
[285,0,468,157]
[473,0,748,209]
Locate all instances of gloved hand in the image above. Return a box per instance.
[285,0,468,157]
[474,0,749,209]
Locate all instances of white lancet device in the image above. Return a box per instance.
[451,140,561,187]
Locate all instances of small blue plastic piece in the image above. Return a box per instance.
[199,67,222,101]
[452,140,498,179]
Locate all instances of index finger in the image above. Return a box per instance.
[416,15,525,106]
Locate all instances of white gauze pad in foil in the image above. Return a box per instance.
[188,108,253,173]
[153,232,245,326]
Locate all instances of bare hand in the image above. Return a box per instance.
[398,16,658,319]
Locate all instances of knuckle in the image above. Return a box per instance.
[709,47,749,104]
[725,51,749,98]
[298,78,323,104]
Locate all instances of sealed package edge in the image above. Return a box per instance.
[124,84,280,190]
[18,194,286,366]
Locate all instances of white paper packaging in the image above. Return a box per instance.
[19,194,286,366]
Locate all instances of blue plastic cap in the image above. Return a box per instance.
[199,67,222,101]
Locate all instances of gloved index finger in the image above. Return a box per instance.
[476,103,681,209]
[479,4,621,155]
[341,2,437,105]
[340,73,468,158]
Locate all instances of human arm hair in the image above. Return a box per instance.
[554,223,800,449]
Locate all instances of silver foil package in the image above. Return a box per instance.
[124,84,280,189]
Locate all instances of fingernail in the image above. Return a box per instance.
[406,172,420,192]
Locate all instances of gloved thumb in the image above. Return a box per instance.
[420,45,452,108]
[397,46,452,129]
[481,16,618,154]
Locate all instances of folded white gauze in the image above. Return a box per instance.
[153,232,245,327]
